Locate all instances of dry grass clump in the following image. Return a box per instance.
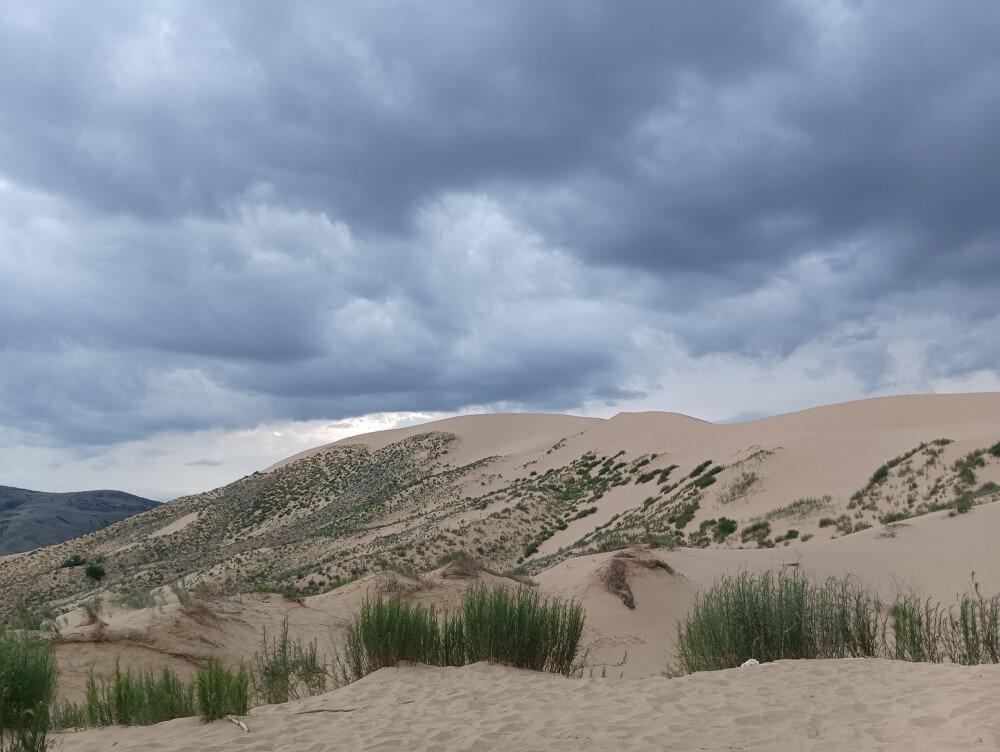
[80,597,105,626]
[437,551,537,586]
[374,570,432,598]
[599,550,673,610]
[169,580,218,622]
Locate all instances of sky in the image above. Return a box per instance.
[2,1,999,501]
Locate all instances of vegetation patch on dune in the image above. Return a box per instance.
[676,570,1000,674]
[341,584,585,681]
[0,628,58,752]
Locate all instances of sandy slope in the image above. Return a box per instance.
[28,393,1000,749]
[55,659,1000,751]
[53,498,1000,696]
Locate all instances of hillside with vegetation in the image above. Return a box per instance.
[2,394,999,623]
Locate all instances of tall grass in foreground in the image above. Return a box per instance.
[676,571,1000,673]
[676,571,882,672]
[890,580,1000,665]
[252,618,327,704]
[196,659,249,721]
[53,661,250,728]
[342,585,584,682]
[0,629,58,752]
[59,665,196,727]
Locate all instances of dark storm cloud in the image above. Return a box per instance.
[1,0,999,448]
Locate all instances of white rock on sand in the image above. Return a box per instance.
[56,659,1000,751]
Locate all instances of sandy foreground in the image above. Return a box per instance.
[53,659,1000,752]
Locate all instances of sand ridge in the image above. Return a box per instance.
[54,659,1000,751]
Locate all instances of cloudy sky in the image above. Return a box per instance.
[2,1,999,500]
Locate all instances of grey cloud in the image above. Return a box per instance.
[0,0,998,453]
[186,459,225,467]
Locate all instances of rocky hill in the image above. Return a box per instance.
[0,486,158,556]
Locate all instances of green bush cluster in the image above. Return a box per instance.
[676,571,883,672]
[342,585,584,682]
[196,660,250,721]
[252,619,326,704]
[53,659,250,728]
[76,665,195,727]
[676,570,1000,674]
[0,630,58,752]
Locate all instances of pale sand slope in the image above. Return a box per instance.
[268,393,1000,557]
[56,660,1000,752]
[53,499,1000,697]
[536,501,1000,674]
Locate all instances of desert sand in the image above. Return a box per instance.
[8,393,1000,750]
[55,659,1000,751]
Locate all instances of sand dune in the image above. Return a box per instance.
[9,393,1000,749]
[55,659,1000,751]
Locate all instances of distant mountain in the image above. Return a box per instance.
[0,486,159,555]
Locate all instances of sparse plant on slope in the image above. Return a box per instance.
[718,472,760,504]
[80,597,103,625]
[84,562,106,582]
[252,618,327,704]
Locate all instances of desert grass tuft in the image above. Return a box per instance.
[196,659,250,722]
[341,584,585,682]
[251,618,327,704]
[677,571,1000,673]
[675,570,882,672]
[0,628,58,752]
[66,663,196,727]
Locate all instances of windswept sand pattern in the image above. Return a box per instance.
[55,660,1000,751]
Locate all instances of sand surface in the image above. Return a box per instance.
[54,659,1000,751]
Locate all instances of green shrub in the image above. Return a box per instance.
[80,597,103,624]
[879,511,910,524]
[677,572,1000,673]
[114,587,157,611]
[84,563,106,582]
[252,619,327,704]
[740,520,771,545]
[890,596,946,663]
[688,460,713,478]
[675,571,882,672]
[0,629,58,752]
[459,586,584,675]
[341,585,584,682]
[713,517,737,542]
[668,498,700,529]
[72,664,196,727]
[764,496,831,521]
[196,660,249,722]
[869,465,889,485]
[954,492,974,514]
[988,441,1000,458]
[8,603,56,634]
[60,554,86,568]
[692,470,721,489]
